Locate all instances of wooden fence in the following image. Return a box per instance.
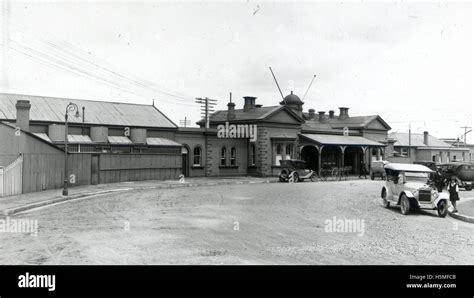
[0,155,23,197]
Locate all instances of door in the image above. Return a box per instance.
[181,146,189,177]
[91,155,99,185]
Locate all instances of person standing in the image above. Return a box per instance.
[359,162,367,179]
[447,177,460,213]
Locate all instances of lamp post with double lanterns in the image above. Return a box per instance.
[63,102,81,196]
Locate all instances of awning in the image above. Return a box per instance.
[67,135,94,144]
[108,136,132,145]
[146,137,181,147]
[300,134,385,147]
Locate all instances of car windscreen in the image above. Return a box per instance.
[405,172,429,182]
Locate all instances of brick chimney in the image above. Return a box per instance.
[308,109,316,120]
[423,131,429,146]
[227,101,236,120]
[328,110,335,118]
[243,96,256,112]
[15,100,31,132]
[338,107,349,120]
[318,111,325,123]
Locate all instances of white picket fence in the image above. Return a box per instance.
[0,155,23,197]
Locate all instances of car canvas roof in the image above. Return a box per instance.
[384,163,433,172]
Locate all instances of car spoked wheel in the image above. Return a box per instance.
[310,172,316,182]
[381,188,390,208]
[437,200,448,218]
[400,194,410,215]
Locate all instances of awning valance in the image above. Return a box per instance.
[300,134,385,147]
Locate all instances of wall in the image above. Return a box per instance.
[206,136,248,176]
[98,153,181,183]
[175,131,206,177]
[258,124,301,177]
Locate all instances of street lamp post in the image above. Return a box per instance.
[63,102,80,196]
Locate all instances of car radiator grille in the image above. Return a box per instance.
[418,190,432,202]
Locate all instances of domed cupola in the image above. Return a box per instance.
[280,91,304,117]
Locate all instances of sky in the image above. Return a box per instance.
[0,0,472,142]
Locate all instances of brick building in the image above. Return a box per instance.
[1,91,392,196]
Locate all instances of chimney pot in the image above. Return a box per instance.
[318,111,325,122]
[15,100,31,132]
[227,102,236,120]
[338,107,349,119]
[329,110,335,118]
[423,131,429,146]
[243,96,257,112]
[308,109,315,119]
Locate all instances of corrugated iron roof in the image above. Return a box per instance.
[197,106,292,124]
[108,136,133,145]
[68,135,93,144]
[390,132,450,148]
[300,134,384,146]
[0,93,177,128]
[146,137,181,147]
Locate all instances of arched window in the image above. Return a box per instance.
[285,145,292,159]
[220,147,227,166]
[193,146,202,166]
[250,144,256,166]
[230,147,237,166]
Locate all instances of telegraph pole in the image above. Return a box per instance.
[460,126,472,146]
[195,97,217,176]
[179,117,191,128]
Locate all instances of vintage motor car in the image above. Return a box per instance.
[278,159,316,182]
[413,160,437,171]
[370,160,389,180]
[437,162,474,191]
[380,163,449,217]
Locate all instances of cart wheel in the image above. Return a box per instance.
[292,172,299,183]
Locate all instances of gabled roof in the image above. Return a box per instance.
[302,115,391,131]
[390,132,451,148]
[197,105,304,124]
[0,93,177,128]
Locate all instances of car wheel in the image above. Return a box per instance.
[381,188,390,208]
[370,173,374,180]
[465,185,473,191]
[437,200,448,218]
[292,172,299,183]
[310,173,316,182]
[400,194,410,215]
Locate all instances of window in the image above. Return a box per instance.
[432,155,436,162]
[275,144,282,165]
[193,146,202,166]
[250,144,256,166]
[220,147,227,166]
[285,145,292,160]
[400,147,408,156]
[230,147,236,166]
